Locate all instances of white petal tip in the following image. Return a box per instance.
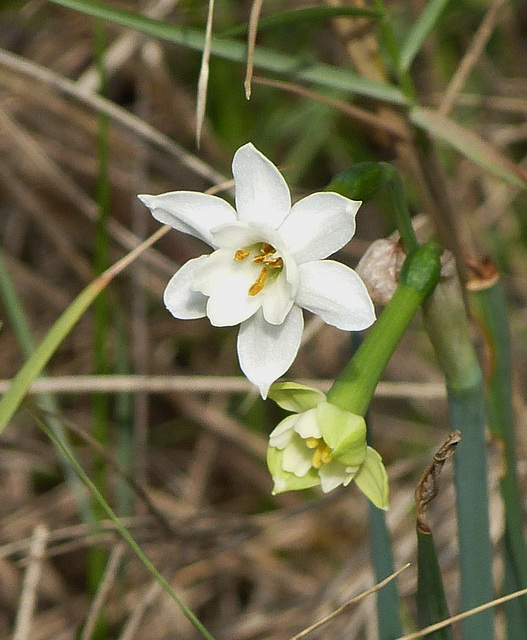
[137,194,153,207]
[259,384,270,400]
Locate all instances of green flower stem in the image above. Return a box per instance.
[422,277,495,640]
[327,240,439,640]
[328,242,441,415]
[468,269,527,633]
[381,163,419,254]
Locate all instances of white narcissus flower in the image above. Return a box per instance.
[266,383,389,509]
[139,143,375,398]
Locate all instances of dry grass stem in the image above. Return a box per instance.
[12,525,49,640]
[439,0,509,116]
[244,0,263,99]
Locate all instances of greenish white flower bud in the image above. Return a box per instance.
[266,383,389,509]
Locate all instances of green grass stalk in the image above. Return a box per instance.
[0,250,93,522]
[35,415,218,640]
[0,225,169,436]
[369,500,403,639]
[326,243,441,638]
[468,267,527,633]
[47,0,406,105]
[422,276,495,640]
[417,529,454,640]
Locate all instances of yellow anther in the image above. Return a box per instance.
[305,437,320,449]
[261,242,275,254]
[311,441,333,469]
[263,256,283,269]
[234,249,250,261]
[248,267,268,296]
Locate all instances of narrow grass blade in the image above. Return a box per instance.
[47,0,406,105]
[417,529,454,640]
[468,264,527,632]
[35,415,218,640]
[0,226,169,436]
[222,6,380,37]
[415,431,460,640]
[410,107,527,190]
[0,250,93,522]
[399,0,451,72]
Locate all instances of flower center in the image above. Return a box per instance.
[305,437,333,469]
[234,242,284,296]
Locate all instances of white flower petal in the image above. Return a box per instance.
[278,192,360,262]
[191,249,248,295]
[211,221,266,249]
[296,260,376,330]
[206,289,261,327]
[237,305,304,399]
[163,256,208,319]
[281,437,314,477]
[293,409,322,439]
[191,249,262,326]
[261,275,295,325]
[138,192,237,247]
[269,414,299,449]
[318,461,352,493]
[232,143,291,228]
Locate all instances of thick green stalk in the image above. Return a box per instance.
[327,243,440,638]
[369,500,403,639]
[422,277,495,640]
[328,242,442,415]
[468,268,527,633]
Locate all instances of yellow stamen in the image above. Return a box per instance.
[305,437,320,449]
[248,267,268,296]
[234,249,250,261]
[311,441,333,469]
[320,447,333,464]
[263,256,283,269]
[234,242,284,296]
[261,242,275,254]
